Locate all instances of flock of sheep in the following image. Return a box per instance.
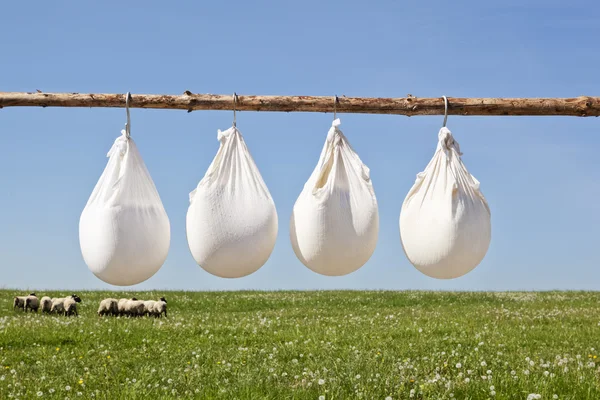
[97,297,168,318]
[13,293,168,318]
[13,293,82,316]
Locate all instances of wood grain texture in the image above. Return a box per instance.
[1,92,599,116]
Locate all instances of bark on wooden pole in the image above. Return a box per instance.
[0,91,599,116]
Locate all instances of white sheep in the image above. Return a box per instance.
[117,298,136,316]
[97,298,118,316]
[40,296,52,314]
[50,298,66,315]
[13,296,27,311]
[143,300,156,316]
[13,293,36,312]
[152,297,167,318]
[125,299,145,317]
[64,295,82,317]
[51,294,81,316]
[25,294,40,313]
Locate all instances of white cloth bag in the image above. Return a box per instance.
[290,118,379,276]
[79,130,171,286]
[400,127,491,279]
[186,126,278,278]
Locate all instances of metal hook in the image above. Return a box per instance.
[125,92,132,138]
[233,92,238,127]
[334,95,338,120]
[442,95,448,128]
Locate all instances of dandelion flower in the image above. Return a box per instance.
[65,386,71,391]
[456,363,462,369]
[318,379,325,385]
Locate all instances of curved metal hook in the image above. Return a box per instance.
[125,92,132,138]
[233,92,238,127]
[442,95,448,128]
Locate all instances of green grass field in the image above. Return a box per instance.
[1,290,600,399]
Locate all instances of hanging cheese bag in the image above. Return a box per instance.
[290,118,379,276]
[79,99,170,286]
[400,123,491,279]
[186,125,278,278]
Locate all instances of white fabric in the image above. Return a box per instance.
[79,130,171,286]
[400,127,491,279]
[186,126,278,278]
[290,118,379,276]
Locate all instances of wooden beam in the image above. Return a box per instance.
[0,91,599,116]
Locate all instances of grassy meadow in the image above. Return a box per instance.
[1,290,600,399]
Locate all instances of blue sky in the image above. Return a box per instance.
[1,0,599,291]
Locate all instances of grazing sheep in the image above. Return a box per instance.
[13,293,36,312]
[117,298,137,316]
[152,297,167,318]
[50,297,66,315]
[40,296,52,314]
[25,294,40,313]
[64,294,82,317]
[125,299,145,317]
[97,298,118,316]
[13,297,26,311]
[143,300,156,317]
[51,294,81,316]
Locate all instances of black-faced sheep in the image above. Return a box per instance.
[152,297,167,318]
[117,298,137,316]
[25,294,39,312]
[51,294,81,316]
[97,298,119,316]
[13,293,36,312]
[143,300,156,316]
[40,296,52,314]
[125,299,145,317]
[64,294,82,317]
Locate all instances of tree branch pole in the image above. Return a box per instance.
[1,91,599,116]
